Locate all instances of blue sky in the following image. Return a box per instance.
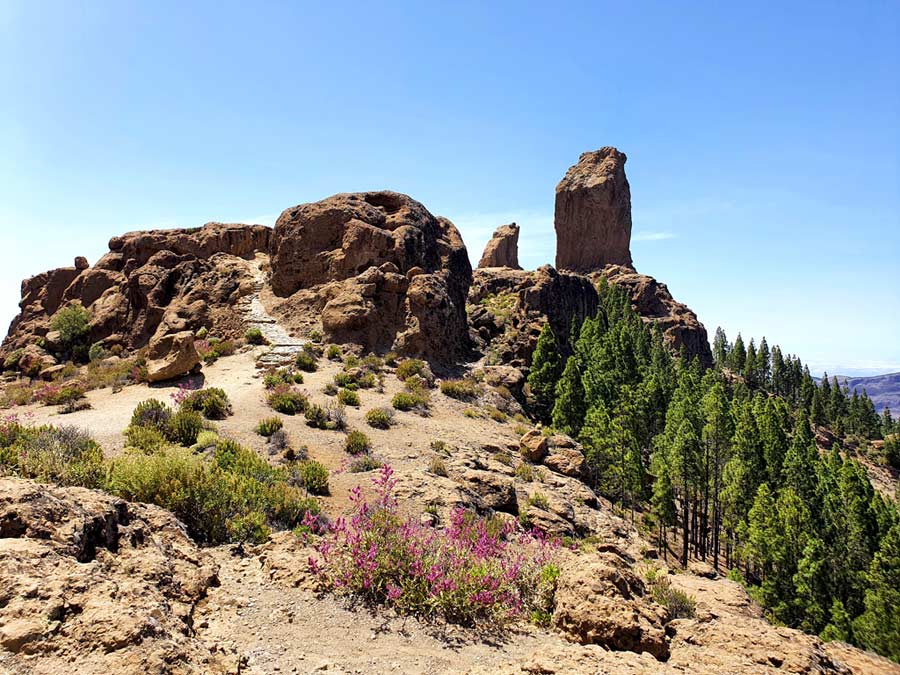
[1,1,898,376]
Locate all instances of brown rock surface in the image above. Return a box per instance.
[468,265,599,368]
[600,264,713,366]
[267,191,472,362]
[145,329,200,382]
[1,222,267,366]
[552,548,669,659]
[555,147,633,272]
[0,477,227,674]
[478,223,521,269]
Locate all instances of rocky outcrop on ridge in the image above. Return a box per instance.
[600,264,713,366]
[0,477,228,675]
[267,191,472,363]
[555,147,633,272]
[468,265,599,369]
[478,223,521,269]
[2,223,269,373]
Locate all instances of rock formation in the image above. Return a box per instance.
[2,222,269,378]
[555,147,633,272]
[601,265,714,367]
[268,191,472,362]
[468,265,599,368]
[0,477,228,674]
[478,223,521,269]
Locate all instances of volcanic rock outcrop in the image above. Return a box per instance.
[268,191,472,362]
[468,265,599,369]
[2,222,269,374]
[0,478,228,674]
[478,223,521,269]
[555,147,633,272]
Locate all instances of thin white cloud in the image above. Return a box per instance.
[633,231,676,242]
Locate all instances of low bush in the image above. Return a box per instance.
[256,417,284,437]
[395,359,426,380]
[326,345,342,360]
[309,465,560,626]
[348,455,382,473]
[50,303,91,353]
[181,387,232,419]
[365,407,394,429]
[440,378,480,401]
[124,425,169,453]
[264,369,303,389]
[428,456,448,477]
[297,460,329,495]
[392,389,429,412]
[305,403,328,429]
[345,430,370,455]
[515,463,534,482]
[527,492,549,509]
[308,329,323,344]
[88,342,107,362]
[130,399,173,432]
[487,407,508,423]
[337,388,360,407]
[35,383,86,407]
[323,382,338,396]
[14,425,105,488]
[3,348,24,371]
[167,409,204,446]
[267,385,308,415]
[649,576,696,619]
[245,327,268,345]
[295,351,317,372]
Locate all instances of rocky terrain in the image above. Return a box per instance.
[836,372,900,417]
[0,148,895,674]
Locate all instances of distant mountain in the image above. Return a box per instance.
[833,372,900,417]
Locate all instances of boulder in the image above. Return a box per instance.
[555,147,633,272]
[145,330,199,382]
[519,429,548,462]
[74,256,89,270]
[478,223,521,269]
[0,477,226,673]
[268,191,472,363]
[17,344,56,376]
[552,548,668,659]
[544,436,587,478]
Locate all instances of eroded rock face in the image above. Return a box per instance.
[555,147,632,272]
[268,191,472,363]
[600,264,713,367]
[468,265,599,368]
[552,547,669,659]
[0,478,227,674]
[1,223,267,366]
[478,223,521,269]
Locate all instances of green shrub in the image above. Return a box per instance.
[124,425,169,453]
[131,399,173,431]
[264,369,303,389]
[15,426,104,487]
[395,359,426,380]
[527,492,550,509]
[298,460,329,495]
[345,430,371,455]
[365,407,394,429]
[348,455,382,473]
[487,407,508,423]
[323,382,338,396]
[440,378,479,401]
[181,387,232,420]
[267,386,307,415]
[37,384,85,406]
[50,303,91,351]
[227,510,270,543]
[255,417,284,437]
[305,403,328,429]
[326,345,342,360]
[308,329,323,344]
[88,342,107,362]
[515,463,534,482]
[295,351,317,372]
[392,389,429,412]
[166,409,203,446]
[430,440,451,456]
[337,388,360,407]
[244,327,267,345]
[334,372,354,388]
[195,326,209,339]
[193,430,220,451]
[3,348,24,371]
[650,576,696,618]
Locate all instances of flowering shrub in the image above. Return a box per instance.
[181,387,231,419]
[308,465,560,626]
[170,381,199,407]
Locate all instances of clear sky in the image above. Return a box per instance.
[1,1,898,376]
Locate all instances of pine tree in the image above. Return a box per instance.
[712,326,729,368]
[651,456,677,561]
[552,356,587,436]
[744,339,758,388]
[756,337,771,387]
[853,523,900,662]
[730,333,747,373]
[702,380,732,569]
[527,323,563,424]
